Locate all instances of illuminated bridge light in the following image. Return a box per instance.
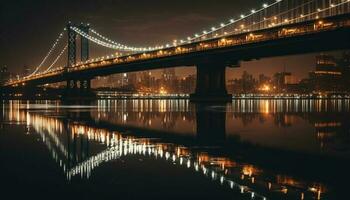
[5,0,350,86]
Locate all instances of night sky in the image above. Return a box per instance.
[0,0,331,80]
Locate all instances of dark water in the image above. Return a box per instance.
[0,99,350,200]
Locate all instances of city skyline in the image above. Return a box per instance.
[2,51,349,96]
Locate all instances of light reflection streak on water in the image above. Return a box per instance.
[230,99,350,113]
[2,101,333,200]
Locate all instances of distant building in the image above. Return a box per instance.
[127,72,137,87]
[110,74,124,88]
[284,74,298,85]
[162,68,176,82]
[136,71,158,93]
[228,71,257,94]
[138,71,153,88]
[258,74,271,85]
[0,65,10,84]
[309,54,344,93]
[162,68,176,92]
[92,76,109,88]
[273,72,288,92]
[179,75,196,93]
[92,72,137,91]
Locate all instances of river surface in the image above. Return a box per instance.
[0,99,349,200]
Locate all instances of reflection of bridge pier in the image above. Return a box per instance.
[195,103,227,142]
[6,103,335,199]
[70,111,94,121]
[64,120,91,167]
[191,63,234,102]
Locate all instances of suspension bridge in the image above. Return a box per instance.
[2,0,350,101]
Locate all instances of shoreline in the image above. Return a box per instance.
[2,95,350,101]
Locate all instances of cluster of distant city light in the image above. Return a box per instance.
[23,0,350,80]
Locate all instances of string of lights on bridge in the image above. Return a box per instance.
[40,0,314,72]
[28,0,288,77]
[72,0,344,55]
[28,30,66,76]
[43,44,68,73]
[20,0,350,81]
[70,0,350,65]
[72,0,285,53]
[90,28,162,52]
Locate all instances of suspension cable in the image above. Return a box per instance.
[71,26,147,51]
[43,44,68,73]
[70,0,286,52]
[28,29,66,76]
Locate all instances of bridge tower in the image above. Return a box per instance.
[65,22,93,98]
[79,23,90,62]
[66,22,77,68]
[78,23,91,92]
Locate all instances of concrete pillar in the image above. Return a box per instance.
[190,63,232,102]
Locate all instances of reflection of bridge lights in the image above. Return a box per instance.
[5,103,334,200]
[240,186,245,193]
[242,165,257,177]
[194,163,199,171]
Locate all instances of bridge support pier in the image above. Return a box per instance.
[64,79,94,100]
[195,103,227,142]
[66,79,91,91]
[80,79,91,91]
[67,80,77,90]
[190,63,232,102]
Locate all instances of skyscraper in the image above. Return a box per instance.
[162,68,176,91]
[310,54,343,92]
